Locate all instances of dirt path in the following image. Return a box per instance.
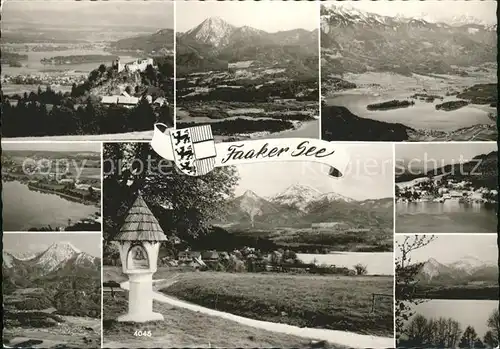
[120,281,394,348]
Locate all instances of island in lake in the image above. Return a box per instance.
[321,2,497,142]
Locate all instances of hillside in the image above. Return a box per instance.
[321,105,412,141]
[395,151,498,189]
[110,28,174,54]
[3,242,101,318]
[321,4,497,76]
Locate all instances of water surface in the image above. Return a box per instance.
[396,201,497,233]
[297,251,393,275]
[2,180,98,231]
[408,299,498,338]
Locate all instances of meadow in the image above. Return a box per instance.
[160,272,393,337]
[103,292,344,348]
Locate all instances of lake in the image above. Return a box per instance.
[408,299,498,338]
[397,201,497,233]
[297,251,393,275]
[327,93,494,132]
[2,181,99,231]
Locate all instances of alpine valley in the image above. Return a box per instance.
[321,4,498,142]
[176,16,320,141]
[205,184,393,253]
[407,256,498,300]
[3,242,101,349]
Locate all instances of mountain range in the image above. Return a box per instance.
[321,4,497,76]
[219,184,392,230]
[3,242,100,285]
[111,28,174,54]
[176,16,318,75]
[417,256,498,284]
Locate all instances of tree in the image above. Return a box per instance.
[483,330,498,348]
[103,142,239,244]
[459,326,479,348]
[405,314,431,346]
[486,308,499,345]
[395,234,436,343]
[98,64,106,74]
[354,263,368,275]
[125,85,132,95]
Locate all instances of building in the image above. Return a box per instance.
[201,251,219,262]
[58,178,75,185]
[311,222,350,231]
[178,251,201,262]
[346,228,371,233]
[153,97,167,107]
[101,94,139,108]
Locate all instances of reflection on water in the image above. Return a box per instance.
[2,181,98,231]
[328,94,494,131]
[409,299,498,338]
[297,251,393,275]
[397,201,497,233]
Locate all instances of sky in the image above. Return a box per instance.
[3,1,174,29]
[329,1,497,25]
[396,142,497,172]
[3,233,101,257]
[395,234,498,264]
[233,143,393,200]
[176,1,319,33]
[2,142,101,153]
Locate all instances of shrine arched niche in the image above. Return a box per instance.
[127,243,150,270]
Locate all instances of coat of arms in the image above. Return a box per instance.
[170,125,217,176]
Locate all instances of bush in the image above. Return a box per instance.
[354,264,368,275]
[13,295,53,310]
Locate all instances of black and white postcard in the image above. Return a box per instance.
[102,142,394,348]
[2,142,102,231]
[1,1,174,141]
[3,233,101,348]
[321,1,497,141]
[396,234,498,348]
[176,1,320,141]
[395,142,498,233]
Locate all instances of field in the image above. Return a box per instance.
[103,292,344,348]
[160,272,393,337]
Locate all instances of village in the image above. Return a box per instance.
[105,243,368,276]
[1,71,87,88]
[396,176,498,204]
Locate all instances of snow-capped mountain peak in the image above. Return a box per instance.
[448,255,486,273]
[311,191,354,204]
[270,184,322,211]
[34,242,81,272]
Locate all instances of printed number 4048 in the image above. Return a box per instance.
[134,330,152,337]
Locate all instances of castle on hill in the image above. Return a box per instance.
[112,58,154,73]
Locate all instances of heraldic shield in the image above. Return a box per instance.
[170,125,217,176]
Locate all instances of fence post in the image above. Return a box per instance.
[371,293,375,313]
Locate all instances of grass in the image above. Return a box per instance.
[103,292,345,348]
[161,272,393,337]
